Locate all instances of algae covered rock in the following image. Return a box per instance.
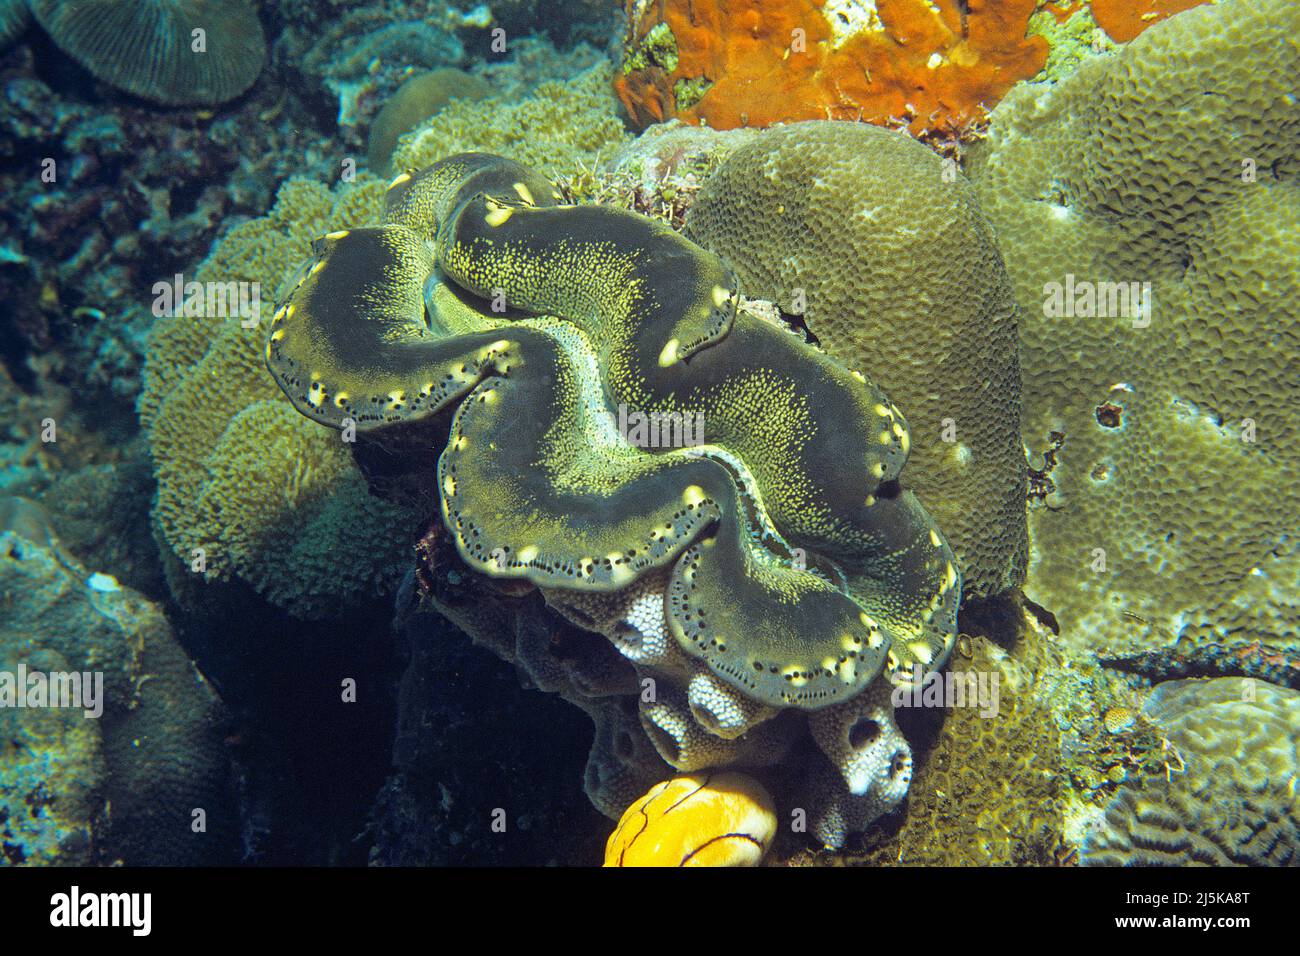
[686,121,1029,599]
[0,517,237,865]
[969,0,1300,665]
[1083,678,1300,866]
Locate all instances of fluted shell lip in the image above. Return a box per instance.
[29,0,266,106]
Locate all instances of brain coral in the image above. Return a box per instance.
[28,0,266,105]
[141,69,628,618]
[269,152,964,845]
[968,0,1300,663]
[1083,678,1300,866]
[686,121,1028,599]
[613,0,1048,135]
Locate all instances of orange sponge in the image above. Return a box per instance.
[1090,0,1212,43]
[614,0,1048,135]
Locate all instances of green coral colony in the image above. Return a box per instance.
[266,153,962,708]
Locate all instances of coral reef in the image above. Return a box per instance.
[0,0,28,48]
[604,771,777,866]
[391,63,630,180]
[27,0,266,105]
[269,153,961,701]
[968,0,1300,666]
[139,174,423,619]
[139,65,632,619]
[686,121,1028,599]
[613,0,1048,136]
[1083,678,1300,865]
[844,625,1068,865]
[0,515,236,864]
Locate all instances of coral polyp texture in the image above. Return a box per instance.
[686,121,1028,599]
[268,152,963,843]
[1083,678,1300,866]
[27,0,267,106]
[613,0,1048,135]
[969,0,1300,665]
[604,771,777,866]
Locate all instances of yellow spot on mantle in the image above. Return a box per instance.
[658,338,680,367]
[325,230,350,241]
[512,182,535,205]
[683,485,707,508]
[485,201,513,227]
[517,545,539,563]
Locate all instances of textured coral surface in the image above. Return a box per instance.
[687,121,1028,598]
[970,0,1300,665]
[1084,678,1299,865]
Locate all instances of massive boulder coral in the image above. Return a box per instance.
[268,153,964,845]
[968,0,1300,664]
[686,121,1028,599]
[1083,678,1300,866]
[613,0,1047,135]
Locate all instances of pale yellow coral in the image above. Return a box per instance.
[391,64,629,180]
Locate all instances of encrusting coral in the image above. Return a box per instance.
[613,0,1048,136]
[969,0,1300,666]
[686,121,1028,599]
[1083,678,1300,866]
[267,151,963,845]
[391,64,629,182]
